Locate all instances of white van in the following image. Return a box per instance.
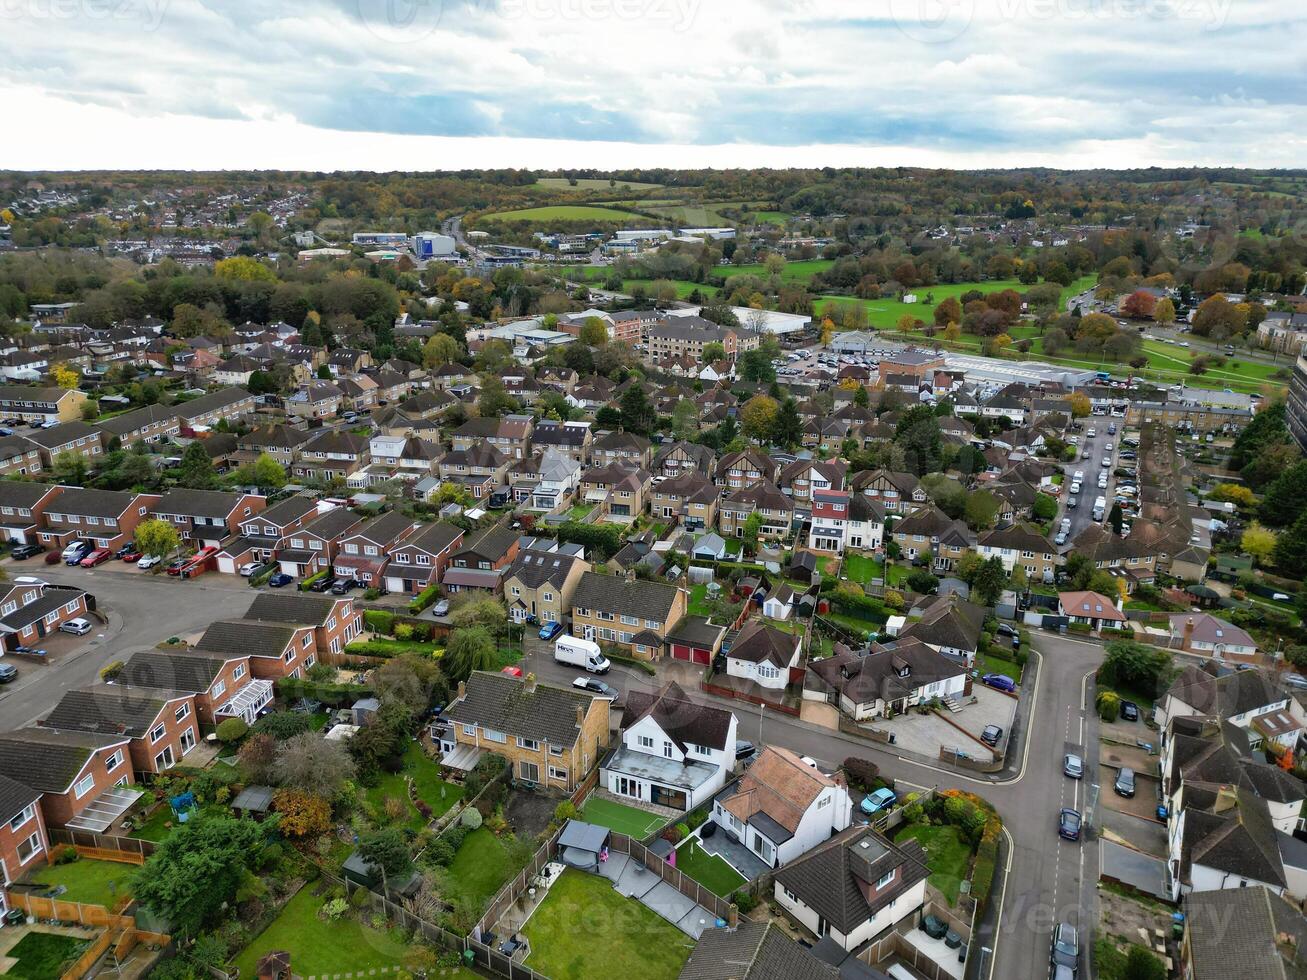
[554,636,611,674]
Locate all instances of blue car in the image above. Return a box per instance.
[981,672,1017,693]
[538,621,563,640]
[860,788,897,815]
[268,573,294,588]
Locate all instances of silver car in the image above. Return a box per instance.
[1063,754,1084,779]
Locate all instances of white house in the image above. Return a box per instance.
[600,682,736,812]
[710,747,852,870]
[773,825,930,951]
[1167,613,1258,659]
[807,640,969,721]
[762,582,796,622]
[1166,786,1289,902]
[725,621,802,691]
[529,448,581,512]
[1156,664,1289,740]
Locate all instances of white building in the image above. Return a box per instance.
[724,621,802,691]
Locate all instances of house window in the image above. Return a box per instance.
[483,729,507,743]
[150,723,166,743]
[620,615,638,626]
[663,740,674,758]
[74,773,95,799]
[301,634,312,648]
[175,703,190,723]
[9,803,35,832]
[519,761,540,782]
[106,750,123,772]
[542,592,553,602]
[211,679,227,698]
[645,619,659,629]
[516,737,540,751]
[416,554,430,566]
[782,885,798,903]
[233,664,246,681]
[462,723,476,736]
[875,869,895,889]
[548,765,568,781]
[549,744,564,756]
[638,735,654,750]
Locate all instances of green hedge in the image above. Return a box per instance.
[409,583,441,615]
[298,570,328,592]
[829,591,889,623]
[344,639,440,660]
[606,653,658,676]
[1100,627,1134,639]
[364,609,396,635]
[275,677,373,706]
[971,836,999,908]
[1068,621,1093,634]
[249,563,278,588]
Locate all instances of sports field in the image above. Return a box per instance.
[480,204,640,223]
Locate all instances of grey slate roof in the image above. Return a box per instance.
[1184,886,1307,979]
[23,420,99,449]
[245,592,340,627]
[573,571,681,623]
[43,686,183,738]
[176,386,252,419]
[197,620,297,659]
[119,649,238,692]
[0,587,87,630]
[0,771,41,824]
[0,727,129,793]
[679,922,841,980]
[155,488,255,520]
[447,671,597,749]
[621,681,733,751]
[45,487,142,519]
[95,403,177,436]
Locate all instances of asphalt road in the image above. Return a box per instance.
[1057,418,1122,550]
[0,560,255,728]
[521,630,1106,979]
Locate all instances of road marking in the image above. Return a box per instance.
[985,825,1016,980]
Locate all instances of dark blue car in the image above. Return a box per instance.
[538,621,563,640]
[981,673,1017,693]
[268,573,294,588]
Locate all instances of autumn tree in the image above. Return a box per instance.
[1241,522,1278,566]
[934,296,962,327]
[135,519,181,558]
[578,317,609,346]
[51,363,79,389]
[273,790,332,839]
[1120,290,1158,319]
[273,732,356,797]
[1067,392,1092,418]
[1153,298,1176,325]
[215,255,277,283]
[740,394,779,444]
[421,333,462,368]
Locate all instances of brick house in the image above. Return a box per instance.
[590,430,653,469]
[37,488,162,551]
[977,522,1060,583]
[195,619,317,680]
[441,671,610,790]
[383,522,465,595]
[530,420,592,465]
[235,424,315,468]
[153,489,267,547]
[43,687,200,775]
[216,494,324,572]
[648,471,718,532]
[437,443,511,498]
[0,481,62,545]
[0,775,48,899]
[720,482,794,540]
[291,430,370,483]
[244,593,365,662]
[288,381,343,420]
[332,512,421,586]
[570,571,687,659]
[118,649,270,726]
[0,584,91,650]
[651,440,715,479]
[442,525,520,594]
[94,403,180,447]
[176,386,255,431]
[716,448,778,491]
[0,728,137,830]
[275,507,363,579]
[0,434,43,477]
[23,421,103,469]
[850,469,928,515]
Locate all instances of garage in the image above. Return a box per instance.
[670,642,712,665]
[667,616,725,666]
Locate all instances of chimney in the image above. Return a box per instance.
[575,704,585,728]
[457,680,466,701]
[525,672,537,694]
[728,903,739,929]
[1214,784,1239,813]
[1183,617,1195,652]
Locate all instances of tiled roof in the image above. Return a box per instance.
[1184,887,1307,980]
[43,686,182,738]
[678,922,840,980]
[155,488,256,520]
[573,572,681,622]
[447,671,597,748]
[197,620,297,659]
[245,592,340,627]
[621,681,732,751]
[0,727,128,793]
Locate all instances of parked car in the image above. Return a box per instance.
[119,548,142,563]
[995,623,1019,638]
[268,573,294,588]
[238,561,262,577]
[1058,808,1082,841]
[1063,754,1084,779]
[860,788,897,815]
[61,542,92,565]
[330,577,357,595]
[539,621,564,641]
[309,575,335,593]
[433,599,450,617]
[79,548,112,568]
[1120,700,1140,722]
[981,673,1016,693]
[137,554,162,570]
[735,740,757,762]
[572,676,616,697]
[1050,922,1079,975]
[980,724,1003,747]
[59,618,93,636]
[0,663,16,684]
[1114,768,1136,798]
[500,666,523,677]
[9,544,42,561]
[165,557,191,576]
[113,542,137,559]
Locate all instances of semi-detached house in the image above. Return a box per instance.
[0,481,61,545]
[0,583,91,650]
[0,728,137,831]
[333,512,421,586]
[244,592,364,663]
[23,421,102,469]
[570,571,686,660]
[276,507,363,579]
[383,521,465,596]
[196,618,317,680]
[118,648,270,726]
[977,522,1060,583]
[217,494,324,572]
[152,488,267,548]
[43,686,199,775]
[0,434,42,477]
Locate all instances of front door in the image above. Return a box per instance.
[583,624,595,641]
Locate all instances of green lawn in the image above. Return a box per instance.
[231,886,408,980]
[578,797,667,837]
[523,869,694,980]
[818,275,1096,331]
[445,828,517,910]
[535,177,665,191]
[895,823,972,905]
[843,553,881,585]
[688,583,713,617]
[675,839,746,896]
[4,932,91,980]
[725,258,836,283]
[976,650,1023,683]
[345,637,442,657]
[480,204,641,223]
[567,503,596,520]
[129,804,222,842]
[363,742,463,830]
[30,858,136,908]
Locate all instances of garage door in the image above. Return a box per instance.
[217,555,236,575]
[692,647,711,665]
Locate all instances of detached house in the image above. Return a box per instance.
[601,682,737,811]
[43,687,199,775]
[0,728,137,831]
[1058,590,1127,632]
[441,671,610,790]
[725,621,803,691]
[383,522,465,596]
[773,825,930,951]
[503,545,591,627]
[899,594,986,666]
[712,747,853,871]
[570,571,686,659]
[807,639,969,721]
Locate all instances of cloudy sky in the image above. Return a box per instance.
[2,0,1305,170]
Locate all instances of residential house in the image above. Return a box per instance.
[726,621,803,691]
[649,471,719,532]
[367,434,440,482]
[1168,613,1259,659]
[779,459,846,504]
[850,470,928,515]
[1070,524,1159,590]
[652,441,715,479]
[1181,887,1307,980]
[443,525,520,594]
[94,403,180,447]
[0,584,91,650]
[153,489,267,548]
[0,481,62,545]
[773,825,930,951]
[42,687,199,775]
[525,448,581,512]
[0,774,49,903]
[720,482,794,541]
[383,522,465,596]
[591,430,653,469]
[244,593,365,663]
[292,430,369,483]
[1057,590,1127,632]
[332,512,422,586]
[597,467,651,524]
[118,648,270,726]
[531,420,592,466]
[437,443,511,499]
[176,387,255,430]
[712,746,853,871]
[37,487,161,551]
[571,571,687,659]
[0,728,136,831]
[449,415,533,460]
[890,506,974,573]
[235,424,314,468]
[806,639,969,721]
[899,594,986,666]
[195,618,318,681]
[644,317,757,363]
[0,434,42,477]
[808,489,853,555]
[275,507,364,579]
[0,386,88,424]
[215,494,324,572]
[23,421,103,469]
[977,523,1059,583]
[441,671,610,790]
[287,380,344,420]
[1157,663,1291,739]
[601,681,737,811]
[502,543,591,626]
[1166,784,1289,901]
[717,449,778,492]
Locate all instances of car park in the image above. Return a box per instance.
[980,724,1003,746]
[1063,754,1083,779]
[539,621,564,640]
[1058,808,1082,841]
[80,548,112,568]
[137,554,162,570]
[981,673,1016,692]
[860,787,898,815]
[1114,767,1136,798]
[268,573,294,587]
[59,617,93,635]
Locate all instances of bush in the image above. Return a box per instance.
[461,807,483,829]
[843,757,880,791]
[971,836,998,907]
[553,801,577,824]
[276,677,374,706]
[1068,621,1092,634]
[53,843,78,864]
[684,808,709,831]
[323,898,348,920]
[252,712,312,740]
[299,570,328,592]
[409,583,441,615]
[731,890,758,914]
[393,623,414,641]
[883,589,904,611]
[216,718,248,743]
[364,610,396,635]
[99,660,124,682]
[605,652,658,675]
[1096,690,1121,723]
[363,588,380,601]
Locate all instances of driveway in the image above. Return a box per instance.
[1099,806,1168,859]
[878,711,995,765]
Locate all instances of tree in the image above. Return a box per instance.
[1108,502,1123,535]
[1098,641,1175,696]
[1241,522,1278,565]
[1273,511,1307,578]
[133,816,264,936]
[701,341,726,364]
[215,255,276,282]
[443,626,497,683]
[1260,461,1307,527]
[1120,290,1158,319]
[421,333,462,368]
[52,449,88,485]
[237,452,286,492]
[1211,483,1255,508]
[237,733,276,783]
[742,512,764,552]
[1123,946,1165,980]
[934,296,962,327]
[971,557,1008,606]
[1192,295,1247,340]
[272,790,332,839]
[619,385,657,435]
[1153,298,1176,325]
[1067,392,1091,418]
[358,828,412,881]
[894,404,942,476]
[1032,493,1059,522]
[740,394,778,444]
[772,398,803,449]
[51,363,79,389]
[478,375,520,419]
[135,519,181,558]
[738,349,776,384]
[475,338,515,373]
[578,317,609,346]
[176,440,216,490]
[273,732,356,797]
[449,595,509,633]
[964,492,1001,531]
[671,398,699,441]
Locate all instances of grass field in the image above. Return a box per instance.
[30,858,136,908]
[479,204,641,223]
[4,932,91,980]
[362,742,462,830]
[842,553,881,585]
[535,177,665,191]
[817,275,1097,331]
[674,839,746,896]
[445,828,518,910]
[895,823,972,905]
[688,583,714,617]
[578,797,668,837]
[726,258,836,282]
[523,869,694,980]
[639,203,733,227]
[231,886,408,980]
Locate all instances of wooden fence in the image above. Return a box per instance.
[61,927,114,980]
[49,828,156,859]
[6,890,135,928]
[700,682,801,717]
[568,766,600,808]
[68,846,145,866]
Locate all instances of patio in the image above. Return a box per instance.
[694,825,771,881]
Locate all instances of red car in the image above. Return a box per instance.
[79,548,112,568]
[120,549,142,563]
